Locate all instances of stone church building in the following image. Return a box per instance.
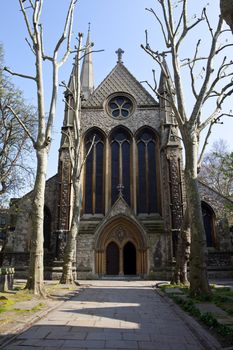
[2,31,233,279]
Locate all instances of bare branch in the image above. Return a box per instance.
[62,98,75,113]
[54,0,75,61]
[203,7,214,38]
[198,86,233,132]
[79,49,105,62]
[185,39,202,100]
[77,135,96,180]
[198,121,214,169]
[176,4,204,50]
[141,44,185,127]
[58,1,74,67]
[25,37,36,55]
[218,84,233,107]
[173,4,184,38]
[204,58,233,103]
[19,0,34,41]
[6,105,36,146]
[4,66,36,81]
[36,0,43,24]
[189,16,223,126]
[45,0,77,146]
[140,69,158,93]
[146,8,170,47]
[216,43,233,54]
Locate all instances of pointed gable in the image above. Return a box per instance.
[82,63,157,108]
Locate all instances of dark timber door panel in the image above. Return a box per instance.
[123,241,136,275]
[106,242,119,275]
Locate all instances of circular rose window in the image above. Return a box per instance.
[108,95,133,118]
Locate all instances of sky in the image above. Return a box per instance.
[0,0,233,183]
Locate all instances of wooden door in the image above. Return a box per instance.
[106,242,119,275]
[123,241,136,275]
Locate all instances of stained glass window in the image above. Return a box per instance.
[137,129,157,214]
[108,96,133,119]
[84,130,105,214]
[110,128,131,205]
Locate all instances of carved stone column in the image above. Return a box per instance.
[167,150,184,256]
[54,144,72,260]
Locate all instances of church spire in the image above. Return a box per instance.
[158,56,175,95]
[80,23,95,100]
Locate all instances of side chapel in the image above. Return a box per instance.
[3,30,233,279]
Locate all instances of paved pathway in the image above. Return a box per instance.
[3,281,221,350]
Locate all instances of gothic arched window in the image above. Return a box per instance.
[110,128,131,205]
[137,128,158,214]
[84,130,105,214]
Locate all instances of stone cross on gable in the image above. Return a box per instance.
[117,183,124,197]
[116,48,124,63]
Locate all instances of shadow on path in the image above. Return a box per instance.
[1,282,220,350]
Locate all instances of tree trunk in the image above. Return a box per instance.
[60,34,83,285]
[26,148,47,295]
[60,174,81,284]
[184,137,211,297]
[171,208,190,285]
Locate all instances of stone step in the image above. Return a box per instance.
[100,275,142,280]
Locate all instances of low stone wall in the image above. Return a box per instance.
[207,251,232,267]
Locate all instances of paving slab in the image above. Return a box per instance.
[164,287,185,294]
[195,302,229,316]
[2,280,221,350]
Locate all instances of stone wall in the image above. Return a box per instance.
[76,233,96,279]
[81,109,160,135]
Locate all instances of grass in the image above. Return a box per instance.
[0,288,31,311]
[159,283,233,346]
[13,302,45,313]
[211,286,233,317]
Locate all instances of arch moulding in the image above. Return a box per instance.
[95,215,148,276]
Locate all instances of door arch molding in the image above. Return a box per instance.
[95,216,148,276]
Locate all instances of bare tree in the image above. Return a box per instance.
[199,139,233,198]
[0,45,36,204]
[5,0,77,295]
[59,35,101,284]
[59,34,83,284]
[142,1,233,296]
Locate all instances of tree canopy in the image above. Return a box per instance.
[199,139,233,199]
[0,44,36,206]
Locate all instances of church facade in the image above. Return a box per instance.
[53,41,185,279]
[2,33,233,279]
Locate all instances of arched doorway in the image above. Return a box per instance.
[201,201,216,247]
[44,206,51,251]
[106,242,119,275]
[95,216,147,276]
[123,242,136,275]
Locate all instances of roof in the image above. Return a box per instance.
[198,179,233,204]
[82,62,158,108]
